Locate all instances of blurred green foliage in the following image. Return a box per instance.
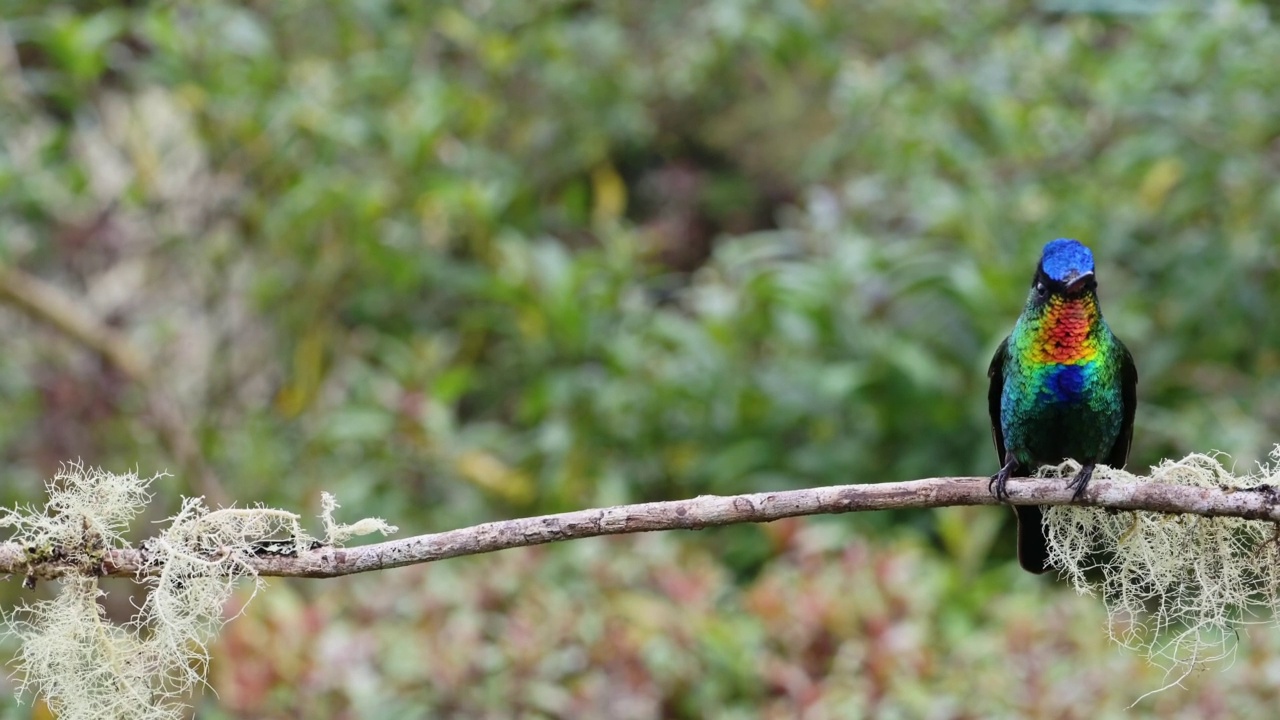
[1,0,1280,715]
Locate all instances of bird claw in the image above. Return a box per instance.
[988,470,1008,501]
[1066,463,1095,502]
[989,454,1019,502]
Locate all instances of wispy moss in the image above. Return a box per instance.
[1046,448,1280,698]
[1,465,395,719]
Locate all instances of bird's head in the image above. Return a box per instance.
[1031,238,1096,301]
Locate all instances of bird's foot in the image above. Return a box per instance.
[1066,463,1095,502]
[989,453,1020,502]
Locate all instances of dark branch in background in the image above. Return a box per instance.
[4,475,1279,581]
[0,265,230,506]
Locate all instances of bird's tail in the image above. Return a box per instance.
[1014,505,1049,574]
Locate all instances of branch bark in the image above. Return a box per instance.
[3,475,1278,581]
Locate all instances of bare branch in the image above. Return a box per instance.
[0,265,230,506]
[3,474,1278,581]
[0,265,149,379]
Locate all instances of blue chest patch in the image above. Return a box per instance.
[1044,365,1086,403]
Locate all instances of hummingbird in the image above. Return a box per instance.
[987,238,1138,574]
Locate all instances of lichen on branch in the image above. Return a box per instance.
[0,463,395,719]
[1044,450,1280,699]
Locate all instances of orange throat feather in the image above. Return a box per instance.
[1028,295,1100,366]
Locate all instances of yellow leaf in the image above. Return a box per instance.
[456,450,535,505]
[591,163,627,225]
[275,324,329,417]
[1139,158,1185,211]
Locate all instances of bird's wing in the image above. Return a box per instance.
[987,337,1010,463]
[1107,339,1138,469]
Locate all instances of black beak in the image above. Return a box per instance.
[1064,270,1095,294]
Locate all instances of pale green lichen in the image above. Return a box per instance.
[319,492,397,545]
[1043,448,1280,700]
[0,463,395,719]
[0,462,154,571]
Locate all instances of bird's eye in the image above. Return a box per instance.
[1036,282,1047,296]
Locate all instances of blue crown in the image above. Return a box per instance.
[1040,238,1094,282]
